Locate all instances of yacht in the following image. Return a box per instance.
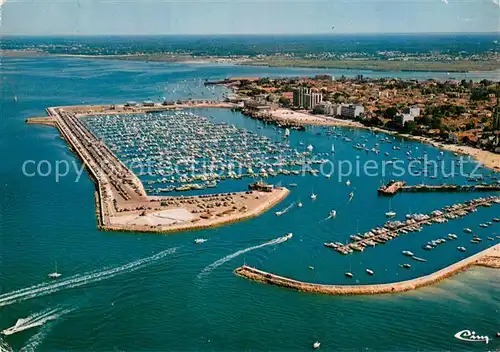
[457,246,466,252]
[329,210,337,218]
[463,228,473,234]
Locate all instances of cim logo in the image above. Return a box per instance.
[454,330,490,344]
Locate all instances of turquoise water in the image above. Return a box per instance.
[1,57,499,351]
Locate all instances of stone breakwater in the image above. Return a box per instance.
[27,103,289,234]
[235,244,500,296]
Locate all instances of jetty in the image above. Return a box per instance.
[27,103,289,234]
[234,244,500,296]
[333,196,500,255]
[378,180,500,196]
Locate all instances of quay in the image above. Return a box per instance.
[333,196,500,255]
[234,244,500,296]
[27,103,289,234]
[378,180,500,196]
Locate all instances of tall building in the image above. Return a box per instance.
[292,87,311,108]
[304,92,323,110]
[494,100,500,130]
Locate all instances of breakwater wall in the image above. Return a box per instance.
[235,244,500,296]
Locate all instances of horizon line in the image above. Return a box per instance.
[2,31,499,37]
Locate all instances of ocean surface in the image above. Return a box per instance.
[1,56,499,351]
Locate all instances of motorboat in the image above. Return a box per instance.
[311,193,317,200]
[345,272,353,278]
[366,269,374,275]
[313,341,321,349]
[194,238,207,244]
[385,211,396,218]
[402,250,414,257]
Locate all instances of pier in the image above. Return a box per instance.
[28,103,289,234]
[378,180,500,196]
[333,196,500,255]
[234,244,500,296]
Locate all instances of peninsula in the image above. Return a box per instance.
[28,102,289,234]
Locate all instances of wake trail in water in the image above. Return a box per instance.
[275,202,295,216]
[2,307,74,336]
[0,337,13,352]
[198,234,292,279]
[19,323,54,352]
[0,247,177,307]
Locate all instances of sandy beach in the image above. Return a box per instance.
[269,108,500,172]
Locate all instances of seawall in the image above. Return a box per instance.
[235,244,500,296]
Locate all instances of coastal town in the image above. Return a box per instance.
[212,75,500,159]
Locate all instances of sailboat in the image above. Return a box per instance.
[385,199,396,218]
[311,192,317,200]
[48,261,62,279]
[298,201,303,208]
[346,180,351,186]
[331,144,335,153]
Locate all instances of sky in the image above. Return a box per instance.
[0,0,499,35]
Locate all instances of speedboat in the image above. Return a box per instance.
[194,238,207,244]
[285,233,293,240]
[1,319,25,336]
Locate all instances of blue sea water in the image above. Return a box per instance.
[1,56,499,351]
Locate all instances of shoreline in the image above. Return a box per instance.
[234,244,500,296]
[3,50,499,75]
[28,103,288,234]
[264,108,500,172]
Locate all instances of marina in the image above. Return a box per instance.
[28,104,291,233]
[331,196,500,255]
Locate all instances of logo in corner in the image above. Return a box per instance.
[454,330,490,344]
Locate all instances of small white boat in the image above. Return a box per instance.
[402,250,414,257]
[464,228,473,234]
[385,211,396,218]
[311,193,317,200]
[348,192,354,200]
[345,272,353,278]
[457,246,466,252]
[48,261,62,279]
[366,269,374,275]
[307,145,314,152]
[194,238,207,244]
[309,266,315,270]
[328,210,337,218]
[298,201,303,208]
[346,180,351,186]
[313,341,321,349]
[285,233,293,240]
[275,211,283,216]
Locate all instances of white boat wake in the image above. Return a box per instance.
[2,307,74,336]
[0,247,177,307]
[275,202,295,216]
[19,322,53,352]
[198,234,292,279]
[0,337,13,352]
